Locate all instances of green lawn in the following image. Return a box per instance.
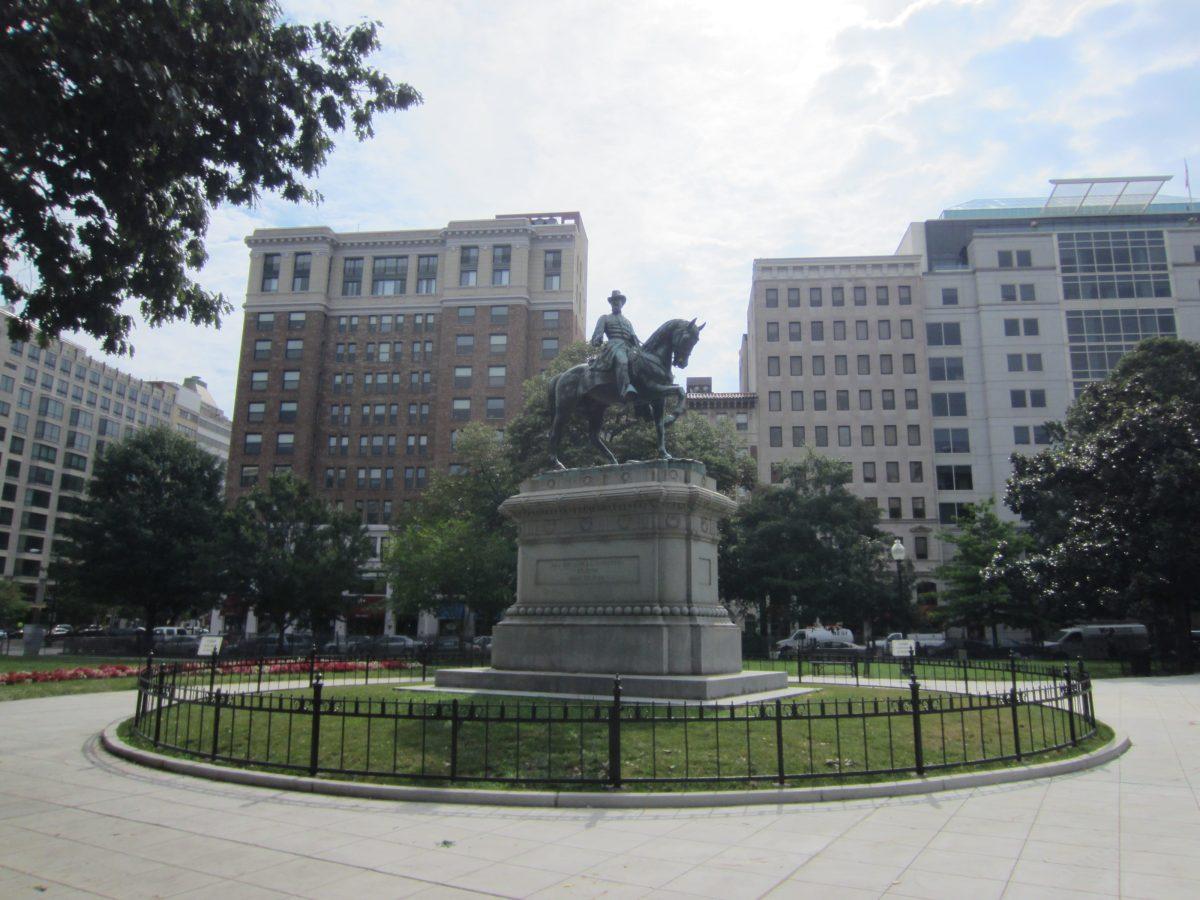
[125,683,1110,792]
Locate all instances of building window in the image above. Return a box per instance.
[809,287,823,307]
[888,497,902,519]
[487,365,506,388]
[769,426,782,447]
[998,250,1013,268]
[898,285,911,305]
[788,287,801,307]
[454,366,472,388]
[543,250,562,290]
[491,245,511,285]
[372,256,408,295]
[926,322,961,346]
[941,288,958,306]
[788,322,802,342]
[862,462,876,483]
[915,535,928,558]
[907,424,921,446]
[1001,284,1017,302]
[879,354,893,375]
[486,397,505,419]
[833,321,847,341]
[452,398,470,421]
[490,305,509,325]
[767,391,781,412]
[276,433,295,455]
[767,356,780,376]
[815,426,828,447]
[278,401,297,423]
[813,390,826,411]
[261,254,280,292]
[837,425,851,447]
[250,371,268,391]
[244,433,262,455]
[460,246,479,286]
[928,357,962,381]
[812,355,825,376]
[836,389,849,410]
[542,310,559,327]
[939,502,968,524]
[936,465,973,490]
[285,339,303,360]
[876,286,889,305]
[789,355,803,376]
[853,286,867,306]
[1014,425,1031,445]
[282,370,300,390]
[790,390,804,411]
[1011,389,1027,409]
[291,252,311,291]
[342,258,364,296]
[541,337,558,359]
[857,354,870,375]
[811,322,824,341]
[256,312,275,331]
[456,334,475,355]
[253,339,271,360]
[1020,283,1036,301]
[910,461,923,482]
[791,425,805,447]
[765,288,778,308]
[735,413,748,432]
[288,311,306,330]
[1016,249,1032,267]
[766,322,779,342]
[931,392,966,416]
[933,427,970,453]
[416,255,438,293]
[861,424,874,446]
[240,465,259,487]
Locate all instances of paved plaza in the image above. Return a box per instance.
[0,676,1197,899]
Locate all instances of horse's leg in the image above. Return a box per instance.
[549,374,581,469]
[654,398,673,459]
[585,400,618,465]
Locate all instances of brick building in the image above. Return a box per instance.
[225,213,588,557]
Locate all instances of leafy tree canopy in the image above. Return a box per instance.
[0,0,420,352]
[384,423,517,629]
[1006,338,1200,670]
[53,426,225,639]
[226,473,372,642]
[932,500,1036,645]
[504,342,756,494]
[720,454,902,640]
[0,578,30,627]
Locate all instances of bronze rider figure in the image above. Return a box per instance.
[589,289,641,401]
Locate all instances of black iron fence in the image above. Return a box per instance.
[128,653,1098,789]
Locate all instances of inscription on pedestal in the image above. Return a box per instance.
[536,556,640,586]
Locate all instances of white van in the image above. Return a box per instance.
[776,624,855,656]
[1044,623,1148,659]
[152,626,187,639]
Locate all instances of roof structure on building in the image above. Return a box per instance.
[942,176,1192,220]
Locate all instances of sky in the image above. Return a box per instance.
[68,0,1200,413]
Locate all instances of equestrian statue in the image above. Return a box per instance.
[548,290,704,468]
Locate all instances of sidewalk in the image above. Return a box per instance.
[0,676,1196,898]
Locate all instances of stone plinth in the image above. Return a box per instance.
[436,460,786,700]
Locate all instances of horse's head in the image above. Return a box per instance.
[671,318,705,369]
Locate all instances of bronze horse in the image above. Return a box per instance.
[547,317,704,468]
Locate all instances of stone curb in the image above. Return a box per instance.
[100,720,1130,809]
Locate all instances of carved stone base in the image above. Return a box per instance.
[435,460,777,700]
[434,667,788,701]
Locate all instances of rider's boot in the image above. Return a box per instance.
[617,365,637,402]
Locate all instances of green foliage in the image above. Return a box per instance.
[0,579,29,627]
[932,500,1035,644]
[53,427,225,636]
[0,0,420,352]
[720,454,899,638]
[226,474,373,641]
[504,342,755,493]
[1006,338,1200,669]
[384,423,517,627]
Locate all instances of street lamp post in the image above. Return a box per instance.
[889,538,907,610]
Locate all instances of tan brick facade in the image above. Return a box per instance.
[225,214,587,523]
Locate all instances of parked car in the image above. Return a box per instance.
[1043,623,1148,659]
[356,635,422,658]
[154,634,201,657]
[936,638,1024,660]
[46,624,73,643]
[869,632,947,651]
[806,639,871,658]
[776,625,855,658]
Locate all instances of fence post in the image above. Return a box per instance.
[256,656,264,693]
[774,698,785,785]
[364,652,371,686]
[909,673,925,776]
[1009,653,1022,761]
[608,675,623,789]
[450,698,460,780]
[308,643,317,687]
[309,674,324,776]
[1063,665,1077,745]
[852,657,859,686]
[962,657,970,695]
[208,652,218,695]
[210,689,222,760]
[152,666,166,746]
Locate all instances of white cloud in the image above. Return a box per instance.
[60,0,1200,409]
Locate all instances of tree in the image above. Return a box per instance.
[0,1,420,352]
[226,473,372,644]
[932,500,1035,646]
[0,579,30,628]
[384,423,518,634]
[1006,338,1200,671]
[504,342,756,494]
[54,426,225,646]
[720,454,899,643]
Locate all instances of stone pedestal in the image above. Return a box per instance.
[435,460,787,700]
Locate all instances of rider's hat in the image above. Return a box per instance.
[607,290,626,307]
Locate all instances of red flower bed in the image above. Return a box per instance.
[0,663,139,686]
